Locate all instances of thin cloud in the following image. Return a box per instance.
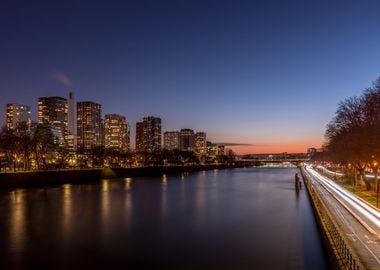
[216,143,253,146]
[53,71,71,86]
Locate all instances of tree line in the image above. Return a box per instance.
[0,123,236,171]
[319,77,380,189]
[0,123,58,171]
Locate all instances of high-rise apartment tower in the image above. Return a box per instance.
[38,96,68,147]
[77,101,102,152]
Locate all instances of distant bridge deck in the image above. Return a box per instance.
[238,158,309,164]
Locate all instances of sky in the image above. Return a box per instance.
[1,0,380,154]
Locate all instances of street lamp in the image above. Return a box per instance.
[353,166,357,193]
[374,160,379,208]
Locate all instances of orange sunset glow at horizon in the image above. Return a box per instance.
[228,141,324,155]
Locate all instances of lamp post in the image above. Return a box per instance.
[374,161,379,208]
[13,154,17,172]
[353,167,356,193]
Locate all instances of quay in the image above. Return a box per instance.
[0,164,233,190]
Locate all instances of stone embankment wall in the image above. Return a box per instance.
[0,164,234,189]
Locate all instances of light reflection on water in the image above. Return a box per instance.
[195,173,207,226]
[124,178,132,190]
[0,168,329,269]
[9,190,25,254]
[101,180,111,237]
[161,174,168,219]
[62,184,72,235]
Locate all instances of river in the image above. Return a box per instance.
[0,167,329,269]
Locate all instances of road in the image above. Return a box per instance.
[304,166,380,270]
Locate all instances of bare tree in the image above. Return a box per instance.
[32,124,57,170]
[0,126,19,171]
[325,77,380,190]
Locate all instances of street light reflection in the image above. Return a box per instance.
[161,175,168,218]
[124,178,132,190]
[10,190,26,253]
[62,184,72,234]
[101,180,110,233]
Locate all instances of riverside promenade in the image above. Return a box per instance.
[302,165,380,270]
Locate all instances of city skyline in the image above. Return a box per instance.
[2,93,241,156]
[2,1,380,154]
[1,2,379,269]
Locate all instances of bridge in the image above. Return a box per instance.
[236,159,308,167]
[236,153,309,166]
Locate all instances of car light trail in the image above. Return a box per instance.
[317,164,380,181]
[364,173,380,179]
[305,166,380,231]
[316,165,345,177]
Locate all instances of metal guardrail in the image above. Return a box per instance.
[301,168,362,270]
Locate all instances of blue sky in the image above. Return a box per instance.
[1,0,380,153]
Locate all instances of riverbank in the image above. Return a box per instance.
[0,164,234,190]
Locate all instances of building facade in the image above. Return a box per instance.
[125,123,130,152]
[207,141,218,157]
[142,116,162,152]
[38,96,68,147]
[6,103,31,132]
[104,114,129,152]
[194,132,207,156]
[164,131,180,150]
[218,145,225,156]
[135,122,144,152]
[180,129,195,151]
[77,101,102,152]
[67,91,76,150]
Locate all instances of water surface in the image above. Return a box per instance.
[0,168,329,269]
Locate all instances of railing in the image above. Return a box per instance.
[301,168,363,270]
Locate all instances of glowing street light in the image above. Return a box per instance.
[374,160,379,208]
